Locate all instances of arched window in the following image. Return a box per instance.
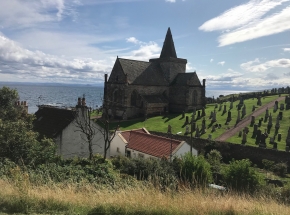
[131,91,138,106]
[193,90,197,105]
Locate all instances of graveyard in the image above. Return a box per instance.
[111,93,290,152]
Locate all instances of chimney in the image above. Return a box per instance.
[17,101,20,105]
[23,101,27,106]
[23,101,28,113]
[77,97,81,106]
[82,97,86,106]
[203,79,206,87]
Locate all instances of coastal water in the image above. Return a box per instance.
[0,83,250,113]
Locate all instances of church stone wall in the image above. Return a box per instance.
[160,61,186,83]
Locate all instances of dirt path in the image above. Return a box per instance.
[215,96,285,142]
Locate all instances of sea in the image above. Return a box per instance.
[0,83,252,114]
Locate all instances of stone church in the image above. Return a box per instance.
[104,28,206,119]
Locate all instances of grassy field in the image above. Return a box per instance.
[1,178,290,215]
[110,94,284,141]
[227,96,290,151]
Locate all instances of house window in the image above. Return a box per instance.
[138,153,144,158]
[116,147,120,153]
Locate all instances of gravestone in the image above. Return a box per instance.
[258,118,262,127]
[242,105,246,118]
[236,110,241,123]
[192,121,196,132]
[167,125,172,134]
[238,130,242,137]
[286,96,290,110]
[268,114,272,126]
[195,126,200,138]
[185,125,189,134]
[209,111,213,119]
[197,110,201,118]
[211,126,216,132]
[227,110,232,122]
[223,104,227,114]
[201,107,206,117]
[257,96,262,106]
[280,103,285,110]
[270,137,274,144]
[185,116,189,124]
[255,129,262,145]
[251,116,255,125]
[286,146,289,152]
[218,104,222,111]
[265,108,269,120]
[230,101,233,109]
[259,133,267,148]
[279,111,283,120]
[275,115,280,128]
[242,132,247,145]
[215,103,218,109]
[252,105,256,112]
[286,127,290,147]
[273,142,277,150]
[253,124,258,137]
[278,133,282,141]
[212,111,217,123]
[182,111,185,118]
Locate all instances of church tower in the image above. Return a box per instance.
[150,28,187,83]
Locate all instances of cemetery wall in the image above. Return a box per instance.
[150,131,290,170]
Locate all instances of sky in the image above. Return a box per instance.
[0,0,289,90]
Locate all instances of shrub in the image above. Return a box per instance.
[222,159,262,192]
[272,162,288,177]
[180,153,212,186]
[206,149,222,173]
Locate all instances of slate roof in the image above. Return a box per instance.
[141,94,168,104]
[121,131,182,159]
[160,28,177,58]
[171,72,202,86]
[34,106,76,138]
[118,58,168,86]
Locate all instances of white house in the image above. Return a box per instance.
[34,99,106,159]
[110,128,198,160]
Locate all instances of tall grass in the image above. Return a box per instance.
[1,178,290,215]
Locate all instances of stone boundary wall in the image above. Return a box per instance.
[150,131,290,169]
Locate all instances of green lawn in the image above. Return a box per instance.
[110,94,285,142]
[227,96,290,151]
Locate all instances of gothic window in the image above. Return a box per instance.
[131,91,138,106]
[193,90,197,105]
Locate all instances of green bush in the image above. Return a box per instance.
[272,162,288,177]
[206,149,222,173]
[180,153,212,186]
[222,159,262,192]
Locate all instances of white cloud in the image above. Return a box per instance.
[186,62,194,72]
[241,58,290,72]
[217,61,225,66]
[126,37,143,44]
[0,0,78,28]
[199,0,290,46]
[0,34,112,83]
[284,48,290,52]
[165,0,176,2]
[210,59,214,63]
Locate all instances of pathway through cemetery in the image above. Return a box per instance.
[215,96,285,142]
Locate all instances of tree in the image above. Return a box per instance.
[222,159,262,192]
[0,86,56,166]
[74,102,97,160]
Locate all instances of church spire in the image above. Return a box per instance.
[160,27,177,58]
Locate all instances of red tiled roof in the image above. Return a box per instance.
[123,131,182,159]
[121,128,149,142]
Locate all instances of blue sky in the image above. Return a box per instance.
[0,0,289,90]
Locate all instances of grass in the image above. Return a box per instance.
[110,94,283,141]
[1,178,290,215]
[227,96,290,151]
